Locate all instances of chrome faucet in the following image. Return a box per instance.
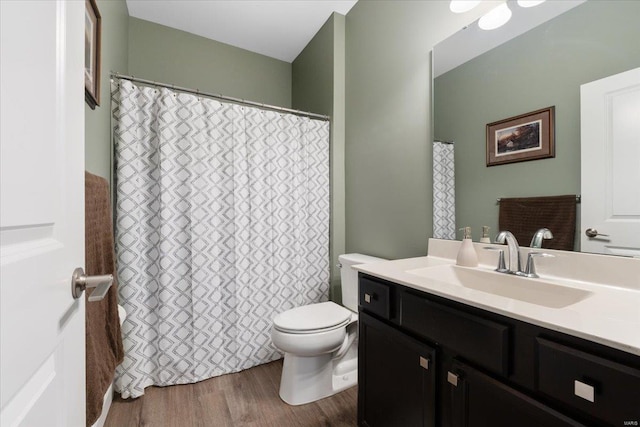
[495,231,521,274]
[530,228,553,249]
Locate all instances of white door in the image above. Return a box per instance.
[1,1,85,426]
[581,67,640,256]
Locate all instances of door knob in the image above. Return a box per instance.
[585,228,609,238]
[71,268,113,301]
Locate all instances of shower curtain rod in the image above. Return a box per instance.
[110,72,330,121]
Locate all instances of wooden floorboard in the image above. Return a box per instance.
[104,360,357,427]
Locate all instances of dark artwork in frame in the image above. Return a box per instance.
[85,0,101,109]
[486,106,555,166]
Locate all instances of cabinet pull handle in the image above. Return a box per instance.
[419,356,429,370]
[574,380,595,403]
[364,293,372,303]
[447,371,459,387]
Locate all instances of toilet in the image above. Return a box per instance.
[271,253,385,405]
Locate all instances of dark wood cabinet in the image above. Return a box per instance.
[402,291,510,376]
[357,273,640,427]
[445,359,585,427]
[358,311,436,427]
[536,337,640,426]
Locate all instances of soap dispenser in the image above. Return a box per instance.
[479,226,492,244]
[456,227,478,267]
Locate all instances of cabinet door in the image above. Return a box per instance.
[358,311,436,427]
[446,360,585,427]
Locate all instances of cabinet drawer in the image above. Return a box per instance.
[402,292,509,375]
[537,338,640,425]
[359,276,391,319]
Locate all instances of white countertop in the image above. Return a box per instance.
[354,240,640,356]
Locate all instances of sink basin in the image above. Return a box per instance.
[406,265,592,308]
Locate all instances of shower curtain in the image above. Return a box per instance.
[111,80,330,398]
[432,141,456,240]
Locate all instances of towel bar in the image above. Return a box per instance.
[496,195,581,204]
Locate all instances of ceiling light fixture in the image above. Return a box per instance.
[449,1,482,14]
[478,3,513,30]
[517,0,546,7]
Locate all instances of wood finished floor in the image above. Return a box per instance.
[104,360,357,427]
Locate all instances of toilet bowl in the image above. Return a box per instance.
[271,253,385,406]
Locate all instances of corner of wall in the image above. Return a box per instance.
[85,0,129,185]
[292,12,346,303]
[331,13,346,304]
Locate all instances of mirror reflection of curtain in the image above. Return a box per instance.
[111,79,330,399]
[433,141,456,239]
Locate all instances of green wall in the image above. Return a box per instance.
[86,12,294,183]
[344,1,496,259]
[128,18,292,108]
[84,1,510,267]
[434,1,640,249]
[292,15,334,115]
[292,13,346,302]
[85,0,129,181]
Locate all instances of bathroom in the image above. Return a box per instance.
[1,0,639,426]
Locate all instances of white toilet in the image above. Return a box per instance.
[271,253,385,405]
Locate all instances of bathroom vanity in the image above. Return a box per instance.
[356,239,640,427]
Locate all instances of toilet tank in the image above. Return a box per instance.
[339,253,387,312]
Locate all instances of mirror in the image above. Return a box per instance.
[433,0,640,253]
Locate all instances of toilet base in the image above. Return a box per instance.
[278,346,357,406]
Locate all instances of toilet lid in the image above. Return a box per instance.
[273,302,353,333]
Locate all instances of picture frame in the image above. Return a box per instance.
[85,0,101,109]
[486,106,555,167]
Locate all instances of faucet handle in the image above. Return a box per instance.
[519,252,555,278]
[530,228,554,248]
[483,247,508,273]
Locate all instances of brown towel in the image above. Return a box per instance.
[85,172,125,426]
[498,195,577,251]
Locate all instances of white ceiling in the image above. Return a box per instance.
[126,0,358,63]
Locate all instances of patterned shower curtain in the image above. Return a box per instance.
[432,141,456,240]
[111,79,330,398]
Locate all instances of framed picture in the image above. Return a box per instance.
[486,106,555,167]
[85,0,101,109]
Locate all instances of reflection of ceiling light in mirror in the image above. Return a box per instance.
[478,3,513,30]
[449,1,482,14]
[517,0,546,7]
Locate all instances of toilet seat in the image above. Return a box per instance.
[273,302,353,334]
